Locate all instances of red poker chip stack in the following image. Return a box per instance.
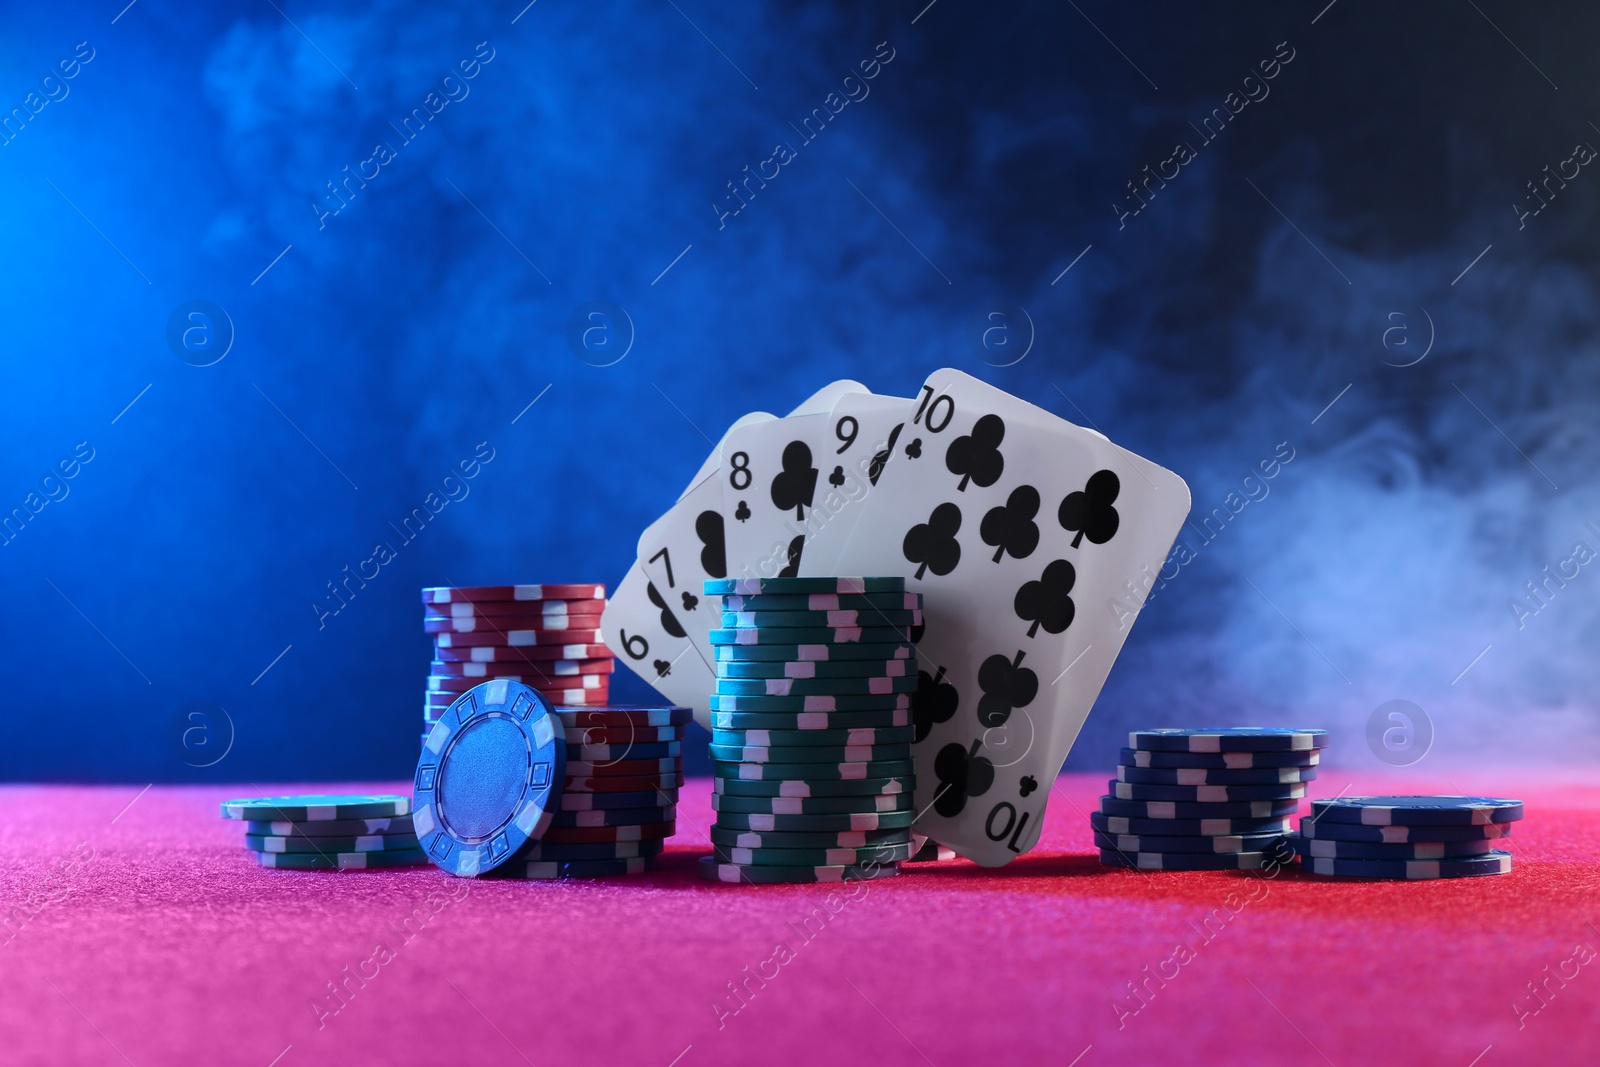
[419,583,614,744]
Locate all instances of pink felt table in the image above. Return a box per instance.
[0,771,1593,1067]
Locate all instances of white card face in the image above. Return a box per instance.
[799,392,917,577]
[599,563,714,714]
[832,369,1190,867]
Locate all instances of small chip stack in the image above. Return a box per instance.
[220,794,426,869]
[422,583,615,747]
[513,703,688,878]
[418,678,686,880]
[698,576,921,885]
[1293,795,1520,879]
[1093,727,1327,870]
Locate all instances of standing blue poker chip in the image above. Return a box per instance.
[413,679,566,876]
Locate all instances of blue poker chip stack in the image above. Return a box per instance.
[1293,796,1521,879]
[219,794,427,870]
[1092,727,1327,871]
[697,576,922,885]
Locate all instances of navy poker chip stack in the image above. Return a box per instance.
[1293,796,1521,879]
[698,576,922,885]
[1092,727,1327,871]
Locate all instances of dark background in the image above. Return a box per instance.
[3,1,1595,782]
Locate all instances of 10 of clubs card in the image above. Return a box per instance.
[825,369,1190,866]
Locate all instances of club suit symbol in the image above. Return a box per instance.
[1058,469,1121,548]
[769,441,818,520]
[902,502,962,580]
[646,581,687,639]
[945,414,1006,491]
[1013,559,1075,638]
[976,650,1037,729]
[934,739,995,817]
[980,485,1041,563]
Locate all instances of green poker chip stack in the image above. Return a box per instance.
[698,577,921,885]
[219,794,430,870]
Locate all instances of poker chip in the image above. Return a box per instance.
[1098,849,1275,871]
[1308,796,1524,826]
[713,642,914,662]
[715,759,915,782]
[724,592,923,612]
[569,741,681,761]
[708,693,911,713]
[1128,728,1327,753]
[558,789,676,811]
[1093,831,1290,855]
[705,578,914,885]
[1300,851,1513,879]
[432,658,614,677]
[703,577,907,596]
[711,726,916,748]
[1097,796,1300,820]
[716,658,913,680]
[709,743,913,765]
[251,849,430,870]
[709,626,916,646]
[412,679,565,876]
[718,609,922,629]
[710,825,912,849]
[713,675,918,696]
[244,833,422,854]
[565,774,685,793]
[549,806,674,828]
[428,673,606,694]
[434,643,613,662]
[1115,765,1317,786]
[1119,747,1321,769]
[423,583,607,603]
[697,856,901,884]
[221,794,411,821]
[509,858,654,879]
[1295,819,1512,843]
[711,709,913,730]
[711,792,912,816]
[424,617,606,637]
[562,726,682,745]
[712,808,915,832]
[567,757,679,776]
[714,775,911,798]
[1290,836,1500,860]
[1107,780,1308,802]
[907,840,958,862]
[1089,811,1291,837]
[432,627,604,643]
[519,839,665,861]
[538,822,675,844]
[556,706,694,728]
[423,599,605,619]
[242,816,414,837]
[714,842,916,867]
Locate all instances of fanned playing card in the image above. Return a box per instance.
[829,369,1190,866]
[797,391,916,577]
[719,383,874,580]
[636,381,869,724]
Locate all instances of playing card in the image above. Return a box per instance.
[637,381,870,713]
[605,411,782,725]
[599,562,712,713]
[831,369,1190,866]
[797,391,917,577]
[719,384,877,580]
